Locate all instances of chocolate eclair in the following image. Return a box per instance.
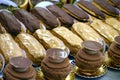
[107,0,120,6]
[93,0,119,17]
[13,9,40,33]
[62,4,89,22]
[77,0,105,19]
[0,11,21,36]
[47,5,74,27]
[31,7,59,29]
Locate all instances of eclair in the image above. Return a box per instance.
[77,0,105,19]
[47,5,74,27]
[52,26,83,56]
[13,9,40,33]
[15,33,46,65]
[0,11,21,36]
[33,29,69,53]
[93,0,119,17]
[90,19,119,45]
[105,17,120,33]
[107,0,120,7]
[31,7,59,29]
[0,33,24,63]
[62,4,89,21]
[72,22,102,42]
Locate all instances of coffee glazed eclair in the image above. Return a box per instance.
[72,22,102,43]
[52,27,83,56]
[33,29,69,53]
[0,11,21,36]
[92,0,119,17]
[0,33,24,63]
[31,7,59,29]
[90,19,119,45]
[15,33,46,65]
[13,9,40,33]
[47,5,74,27]
[62,4,89,22]
[77,0,106,19]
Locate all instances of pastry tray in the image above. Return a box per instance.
[69,55,120,80]
[75,68,120,80]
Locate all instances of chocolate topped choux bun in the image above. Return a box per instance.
[62,4,89,22]
[75,41,104,73]
[31,7,59,29]
[107,36,120,68]
[3,56,36,80]
[77,0,105,19]
[47,5,74,27]
[41,48,72,80]
[0,11,21,36]
[13,9,40,33]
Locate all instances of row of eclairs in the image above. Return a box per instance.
[0,0,120,65]
[0,0,120,79]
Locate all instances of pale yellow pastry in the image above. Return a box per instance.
[34,29,69,53]
[15,33,46,65]
[105,17,120,33]
[0,33,24,63]
[72,22,102,42]
[90,19,119,45]
[52,27,83,56]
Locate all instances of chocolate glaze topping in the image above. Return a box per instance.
[3,57,36,80]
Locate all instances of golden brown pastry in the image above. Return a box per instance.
[0,33,24,63]
[105,17,120,33]
[90,19,119,45]
[33,29,69,53]
[52,27,83,56]
[15,33,46,65]
[72,22,102,42]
